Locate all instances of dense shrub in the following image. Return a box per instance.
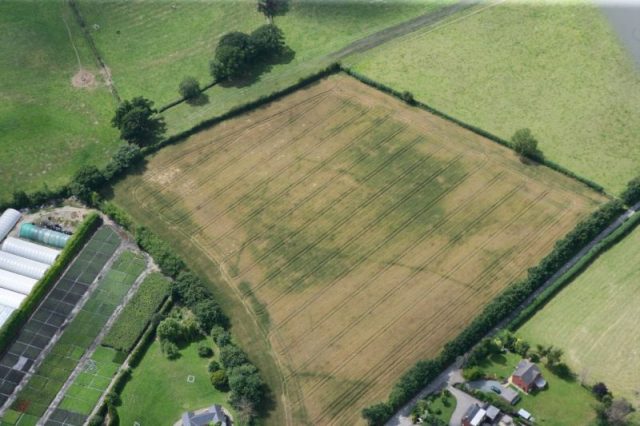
[192,299,228,331]
[171,271,211,305]
[511,128,541,160]
[208,360,221,373]
[362,403,393,426]
[161,340,179,359]
[135,226,185,277]
[198,344,213,358]
[251,24,285,58]
[179,77,201,100]
[112,97,166,147]
[620,176,640,206]
[210,369,229,391]
[104,144,143,180]
[157,317,183,343]
[228,363,264,409]
[462,366,485,381]
[220,344,249,369]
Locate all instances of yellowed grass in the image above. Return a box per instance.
[113,75,604,425]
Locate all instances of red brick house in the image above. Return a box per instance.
[509,359,547,393]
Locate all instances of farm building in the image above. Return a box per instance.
[0,209,20,241]
[19,223,70,248]
[0,251,48,280]
[509,359,547,393]
[2,237,60,265]
[0,287,26,309]
[0,268,37,295]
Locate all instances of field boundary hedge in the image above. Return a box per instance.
[362,200,625,424]
[0,212,102,355]
[508,208,640,331]
[339,66,607,195]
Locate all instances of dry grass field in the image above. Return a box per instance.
[112,75,604,425]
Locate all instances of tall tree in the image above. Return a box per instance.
[111,97,166,147]
[210,32,255,81]
[511,128,541,160]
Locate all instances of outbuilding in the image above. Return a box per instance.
[0,268,38,295]
[0,287,27,309]
[2,237,60,265]
[0,251,49,279]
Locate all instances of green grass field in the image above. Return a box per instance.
[102,272,170,353]
[0,0,120,203]
[76,0,447,134]
[117,337,236,425]
[7,251,146,423]
[477,352,597,425]
[519,225,640,408]
[347,4,640,194]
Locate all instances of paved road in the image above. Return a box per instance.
[386,201,640,425]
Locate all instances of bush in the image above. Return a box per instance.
[401,91,415,105]
[157,317,183,343]
[179,77,201,100]
[220,345,249,369]
[88,415,104,426]
[161,340,179,359]
[208,360,221,373]
[112,97,166,147]
[210,32,255,81]
[210,369,229,391]
[362,403,392,426]
[462,366,485,381]
[172,271,210,305]
[251,24,285,58]
[104,144,143,180]
[511,128,541,160]
[228,364,264,410]
[621,176,640,206]
[592,382,610,401]
[198,344,213,358]
[135,226,185,277]
[192,298,228,331]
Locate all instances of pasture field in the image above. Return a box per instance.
[6,251,146,424]
[346,4,640,194]
[102,272,170,353]
[76,0,447,133]
[112,75,605,424]
[0,1,120,203]
[519,225,640,408]
[117,338,235,426]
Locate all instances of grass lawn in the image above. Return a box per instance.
[519,224,640,408]
[347,4,640,194]
[76,0,448,135]
[0,1,120,203]
[477,352,597,426]
[117,337,236,426]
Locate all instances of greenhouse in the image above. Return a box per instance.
[0,287,26,309]
[0,268,38,295]
[2,237,60,265]
[0,251,49,279]
[0,209,20,242]
[19,223,70,248]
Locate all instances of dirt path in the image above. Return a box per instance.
[385,202,640,425]
[328,1,475,60]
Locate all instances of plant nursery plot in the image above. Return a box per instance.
[113,75,604,424]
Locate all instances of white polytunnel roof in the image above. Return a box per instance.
[0,287,26,309]
[2,237,60,265]
[0,268,38,295]
[0,251,48,280]
[0,304,15,328]
[0,209,21,242]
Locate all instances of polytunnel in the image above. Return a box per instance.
[0,251,48,279]
[2,237,60,265]
[0,287,26,309]
[19,223,70,248]
[0,268,37,295]
[0,209,21,242]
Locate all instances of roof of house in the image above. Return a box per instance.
[470,408,487,426]
[463,403,481,421]
[485,405,500,420]
[500,386,520,404]
[518,408,532,420]
[513,359,542,385]
[181,404,227,426]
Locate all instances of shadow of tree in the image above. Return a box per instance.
[218,47,296,89]
[186,92,210,107]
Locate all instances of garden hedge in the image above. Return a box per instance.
[0,212,102,355]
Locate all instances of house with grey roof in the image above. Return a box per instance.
[181,404,229,426]
[509,359,546,393]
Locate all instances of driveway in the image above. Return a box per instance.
[448,386,483,426]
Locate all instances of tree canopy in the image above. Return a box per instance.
[511,128,541,160]
[111,97,166,147]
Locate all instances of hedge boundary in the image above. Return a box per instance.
[339,66,607,195]
[508,208,640,331]
[0,212,102,355]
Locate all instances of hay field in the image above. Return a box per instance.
[0,1,119,203]
[112,75,604,424]
[346,4,640,194]
[519,225,640,408]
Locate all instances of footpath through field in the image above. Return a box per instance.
[385,201,640,426]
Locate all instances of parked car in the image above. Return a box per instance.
[490,385,502,394]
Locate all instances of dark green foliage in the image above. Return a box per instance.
[161,340,179,359]
[423,416,447,426]
[88,415,104,426]
[105,392,121,407]
[620,176,640,206]
[198,344,213,358]
[210,325,225,342]
[462,366,485,381]
[70,165,105,203]
[362,403,393,426]
[228,363,264,409]
[257,0,288,17]
[210,369,229,391]
[112,97,166,147]
[215,330,232,347]
[172,271,211,305]
[104,144,143,180]
[401,91,415,105]
[0,213,101,354]
[135,226,185,277]
[179,76,201,100]
[208,360,221,373]
[251,24,285,58]
[466,338,501,367]
[511,128,541,160]
[192,298,228,331]
[210,32,255,81]
[220,344,249,369]
[593,382,610,401]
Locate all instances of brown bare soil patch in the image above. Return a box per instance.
[71,68,96,88]
[113,74,605,425]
